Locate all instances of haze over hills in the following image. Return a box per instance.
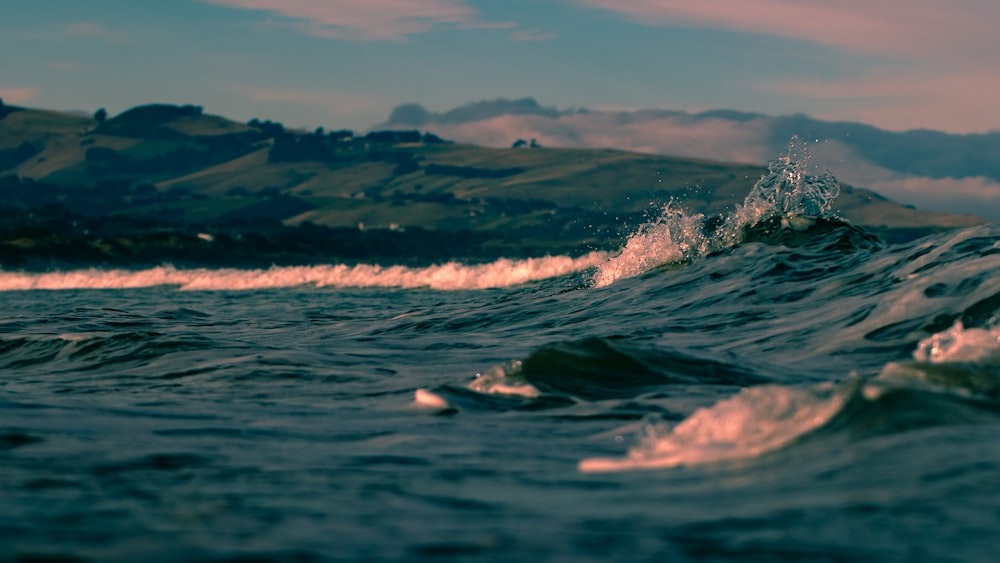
[379,98,1000,221]
[0,101,987,269]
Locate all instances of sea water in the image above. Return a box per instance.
[2,143,1000,561]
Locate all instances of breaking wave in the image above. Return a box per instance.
[0,253,606,291]
[578,321,1000,472]
[593,137,841,287]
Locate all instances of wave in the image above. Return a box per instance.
[0,138,888,294]
[877,321,1000,397]
[578,321,1000,472]
[413,336,772,414]
[592,137,845,287]
[471,337,769,400]
[0,330,216,374]
[0,253,606,292]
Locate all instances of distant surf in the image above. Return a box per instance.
[0,253,607,291]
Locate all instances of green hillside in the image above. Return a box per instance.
[0,102,986,269]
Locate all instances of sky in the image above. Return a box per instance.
[2,0,999,134]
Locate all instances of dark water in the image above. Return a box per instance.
[3,152,1000,561]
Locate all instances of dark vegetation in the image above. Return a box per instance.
[0,201,548,270]
[0,172,595,269]
[0,103,615,269]
[0,141,41,170]
[0,98,17,120]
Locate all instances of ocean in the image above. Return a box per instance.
[2,147,1000,562]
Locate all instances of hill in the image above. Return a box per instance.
[379,98,1000,221]
[0,102,987,269]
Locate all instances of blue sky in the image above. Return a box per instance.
[2,0,998,134]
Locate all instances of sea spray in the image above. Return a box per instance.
[593,137,841,287]
[722,136,840,244]
[590,204,708,288]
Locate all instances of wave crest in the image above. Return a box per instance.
[0,253,607,292]
[580,320,1000,473]
[593,137,843,287]
[579,383,847,472]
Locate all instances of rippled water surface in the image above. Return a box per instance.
[3,152,1000,561]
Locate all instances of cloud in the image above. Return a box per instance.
[760,69,1000,133]
[573,0,1000,62]
[384,108,1000,220]
[0,87,40,104]
[378,99,1000,219]
[200,0,489,40]
[383,110,773,164]
[573,1,1000,134]
[801,141,1000,219]
[868,176,1000,219]
[872,176,1000,200]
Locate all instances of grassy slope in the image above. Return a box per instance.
[1,104,988,237]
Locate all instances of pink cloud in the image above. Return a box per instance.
[573,1,1000,133]
[868,176,1000,219]
[200,0,483,40]
[761,69,1000,132]
[871,176,1000,200]
[0,87,40,104]
[574,0,1000,62]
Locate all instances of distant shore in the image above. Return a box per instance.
[0,103,986,270]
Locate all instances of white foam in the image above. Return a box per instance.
[591,136,840,287]
[592,205,708,288]
[413,388,451,410]
[0,253,606,292]
[579,383,846,472]
[912,321,1000,364]
[595,321,1000,473]
[874,321,1000,397]
[467,360,542,398]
